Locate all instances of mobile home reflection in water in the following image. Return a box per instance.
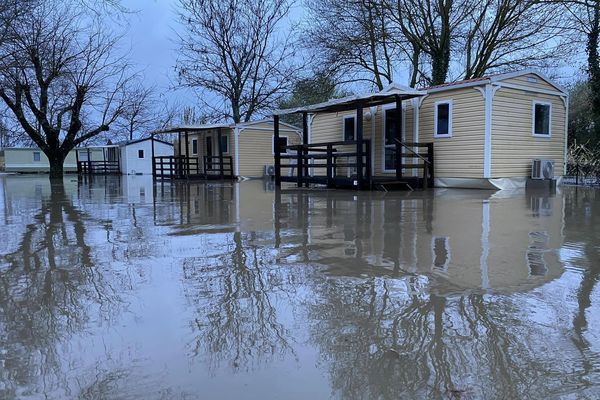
[149,179,564,292]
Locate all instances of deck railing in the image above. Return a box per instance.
[275,139,434,190]
[203,155,234,178]
[153,155,234,180]
[389,139,434,189]
[153,156,201,179]
[77,160,120,175]
[278,139,372,189]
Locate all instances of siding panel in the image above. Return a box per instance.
[491,88,566,177]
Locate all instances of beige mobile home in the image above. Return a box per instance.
[153,119,301,180]
[273,69,567,190]
[0,147,78,173]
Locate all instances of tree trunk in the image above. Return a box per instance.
[588,2,600,117]
[431,47,450,86]
[48,152,66,179]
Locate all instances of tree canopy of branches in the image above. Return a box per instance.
[306,0,572,88]
[305,0,397,90]
[461,0,567,80]
[176,0,302,123]
[0,1,134,178]
[114,82,156,141]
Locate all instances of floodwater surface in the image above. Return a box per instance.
[0,175,599,399]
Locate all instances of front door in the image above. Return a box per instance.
[206,136,213,170]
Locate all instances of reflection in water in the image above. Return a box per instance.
[182,231,297,373]
[0,178,135,399]
[0,176,599,399]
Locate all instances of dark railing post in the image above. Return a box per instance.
[217,127,224,178]
[274,115,281,186]
[356,102,364,189]
[326,143,333,187]
[297,146,303,187]
[422,160,427,189]
[365,139,372,189]
[395,95,403,180]
[151,134,156,178]
[427,143,434,188]
[75,149,80,173]
[302,112,309,187]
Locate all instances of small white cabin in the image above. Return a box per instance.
[119,137,173,175]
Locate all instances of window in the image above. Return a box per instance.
[434,101,452,138]
[219,135,229,154]
[532,101,551,137]
[343,116,355,141]
[384,107,400,171]
[138,149,144,159]
[191,139,198,155]
[273,136,288,154]
[33,151,41,162]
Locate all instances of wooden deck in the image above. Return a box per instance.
[275,139,433,191]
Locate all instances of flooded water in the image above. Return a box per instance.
[0,175,599,399]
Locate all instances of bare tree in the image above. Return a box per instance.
[387,0,474,86]
[305,0,398,90]
[176,0,303,123]
[115,82,156,141]
[461,0,569,80]
[0,1,134,178]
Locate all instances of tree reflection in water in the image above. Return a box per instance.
[0,179,129,399]
[181,229,297,373]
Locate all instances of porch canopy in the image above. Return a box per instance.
[151,123,234,179]
[271,84,428,187]
[272,84,426,115]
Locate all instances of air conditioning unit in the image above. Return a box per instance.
[531,159,554,180]
[264,164,275,177]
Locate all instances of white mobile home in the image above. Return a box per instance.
[119,137,173,175]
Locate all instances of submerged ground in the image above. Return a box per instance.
[0,175,599,399]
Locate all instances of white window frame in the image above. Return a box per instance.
[342,115,357,142]
[272,135,289,155]
[531,100,552,138]
[191,138,198,155]
[434,100,453,138]
[138,149,145,159]
[381,104,407,173]
[33,151,41,162]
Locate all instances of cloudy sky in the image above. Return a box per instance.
[121,0,188,102]
[119,0,307,110]
[118,0,583,115]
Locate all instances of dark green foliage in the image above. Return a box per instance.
[569,81,600,145]
[277,73,351,126]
